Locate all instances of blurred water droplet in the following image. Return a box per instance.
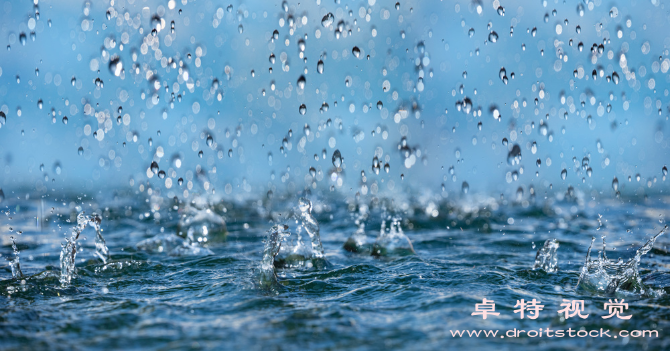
[352,46,361,58]
[321,13,334,27]
[332,149,342,168]
[507,144,521,166]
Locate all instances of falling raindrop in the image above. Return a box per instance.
[332,149,342,168]
[352,46,361,58]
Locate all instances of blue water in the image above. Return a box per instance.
[1,193,669,350]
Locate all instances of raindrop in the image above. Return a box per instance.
[109,56,122,77]
[507,144,522,166]
[321,13,334,27]
[332,149,342,168]
[150,161,159,174]
[352,46,361,58]
[612,71,620,84]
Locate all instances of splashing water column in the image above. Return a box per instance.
[259,224,290,287]
[9,236,23,279]
[577,226,668,297]
[59,212,110,285]
[372,217,415,257]
[532,239,559,273]
[298,198,323,258]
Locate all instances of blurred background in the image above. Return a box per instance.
[0,0,668,200]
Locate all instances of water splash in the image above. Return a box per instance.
[59,212,90,285]
[59,212,109,285]
[177,196,227,244]
[372,216,415,257]
[259,224,290,288]
[137,196,221,256]
[344,204,373,254]
[532,239,559,273]
[89,214,109,264]
[577,226,668,297]
[274,198,328,268]
[9,236,23,279]
[298,198,323,258]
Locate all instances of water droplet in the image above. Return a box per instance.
[461,181,469,194]
[488,31,498,43]
[561,169,567,180]
[507,144,522,166]
[321,13,334,27]
[109,56,122,77]
[332,149,342,168]
[150,161,159,174]
[352,46,361,58]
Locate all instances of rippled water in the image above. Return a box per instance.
[1,193,669,349]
